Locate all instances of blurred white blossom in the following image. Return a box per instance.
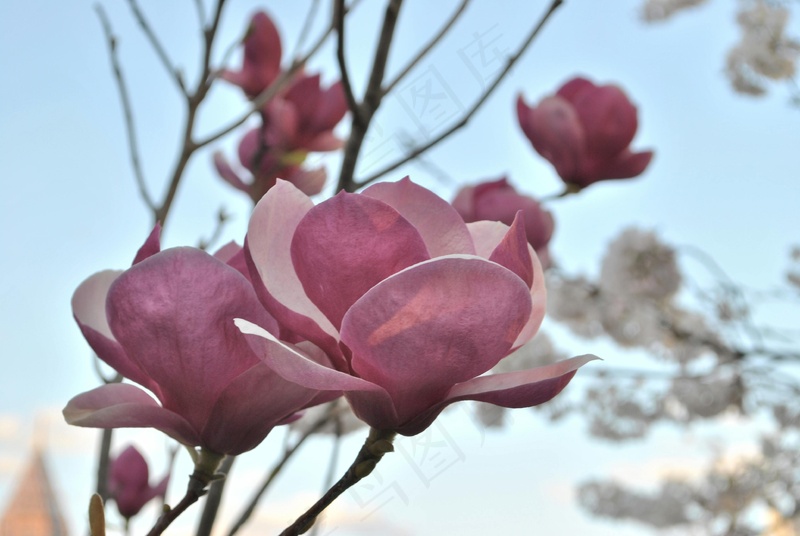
[547,274,604,338]
[640,0,709,23]
[600,227,681,302]
[668,374,742,419]
[726,0,800,95]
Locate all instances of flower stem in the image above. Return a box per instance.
[279,428,396,536]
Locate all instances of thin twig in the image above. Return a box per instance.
[193,0,206,28]
[279,428,396,536]
[382,0,470,94]
[95,5,157,212]
[293,0,321,61]
[356,0,564,188]
[308,414,343,536]
[125,0,187,94]
[335,0,364,126]
[227,410,335,536]
[197,207,230,250]
[153,0,227,226]
[336,0,405,192]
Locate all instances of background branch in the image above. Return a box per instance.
[125,0,187,94]
[355,0,564,188]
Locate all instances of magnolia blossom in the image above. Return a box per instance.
[517,77,653,189]
[63,230,327,455]
[108,445,169,519]
[221,11,282,98]
[238,177,594,436]
[452,177,554,266]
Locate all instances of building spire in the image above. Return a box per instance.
[0,448,70,536]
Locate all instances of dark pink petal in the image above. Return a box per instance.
[313,80,347,132]
[517,95,585,181]
[200,362,317,455]
[106,248,273,432]
[363,177,476,257]
[213,152,250,193]
[132,225,162,265]
[555,76,595,103]
[72,271,160,394]
[264,98,299,149]
[396,355,596,436]
[283,165,326,196]
[488,211,534,288]
[572,85,638,158]
[451,185,477,221]
[63,384,199,446]
[237,128,261,172]
[291,192,430,329]
[582,149,654,184]
[221,11,282,98]
[447,354,597,404]
[341,256,532,424]
[246,181,341,356]
[466,221,546,348]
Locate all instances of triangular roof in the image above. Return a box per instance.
[0,449,69,536]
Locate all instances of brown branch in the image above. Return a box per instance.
[125,0,187,94]
[227,410,336,536]
[335,0,365,126]
[336,0,404,193]
[382,0,470,94]
[95,5,156,212]
[194,455,235,536]
[356,0,564,188]
[153,0,227,226]
[279,428,396,536]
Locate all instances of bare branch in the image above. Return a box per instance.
[356,0,564,188]
[383,0,470,94]
[336,0,405,192]
[292,0,321,61]
[335,0,365,126]
[125,0,187,94]
[193,0,206,28]
[95,5,157,212]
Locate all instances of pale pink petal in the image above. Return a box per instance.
[106,248,274,432]
[340,256,532,424]
[303,132,344,152]
[246,180,340,355]
[63,384,199,446]
[290,191,429,329]
[363,177,476,256]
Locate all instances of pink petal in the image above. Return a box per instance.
[583,149,654,184]
[303,132,344,152]
[106,248,274,432]
[246,180,341,356]
[363,177,476,257]
[221,11,282,98]
[201,362,318,455]
[555,77,595,103]
[488,211,533,288]
[213,152,250,193]
[451,184,477,221]
[396,355,597,436]
[73,271,160,394]
[340,256,532,424]
[572,85,638,157]
[132,225,162,265]
[290,191,430,329]
[284,165,327,196]
[518,95,585,181]
[63,384,199,446]
[236,318,400,430]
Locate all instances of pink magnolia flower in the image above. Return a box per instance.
[108,445,169,519]
[517,76,654,189]
[265,73,347,153]
[452,177,555,267]
[221,11,282,98]
[63,229,327,455]
[237,177,595,436]
[213,127,326,203]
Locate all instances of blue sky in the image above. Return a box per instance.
[1,0,798,534]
